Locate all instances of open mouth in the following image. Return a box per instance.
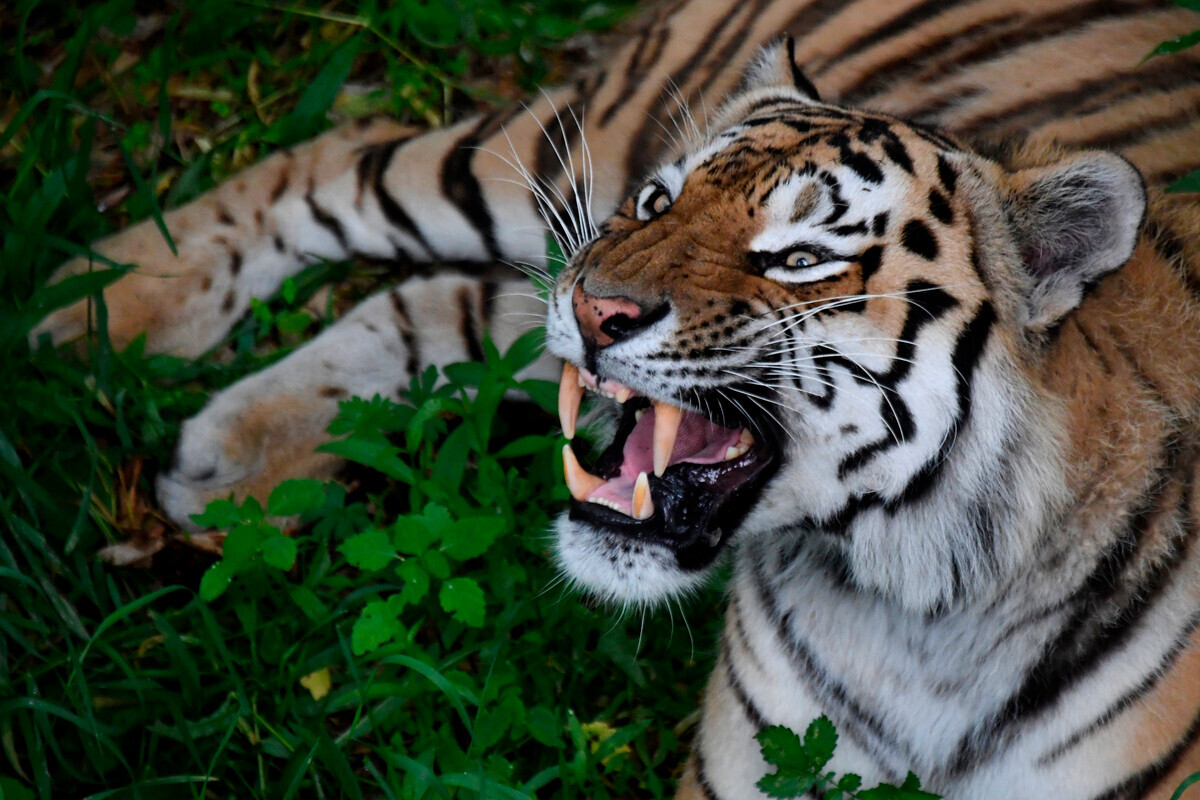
[557,363,778,569]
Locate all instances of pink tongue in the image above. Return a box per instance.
[587,411,743,513]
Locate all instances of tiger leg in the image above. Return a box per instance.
[156,273,555,526]
[30,117,421,356]
[29,104,557,358]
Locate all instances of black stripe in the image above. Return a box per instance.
[1039,608,1200,767]
[457,286,485,363]
[599,22,670,126]
[887,301,993,510]
[304,194,347,251]
[901,219,939,260]
[1069,101,1200,154]
[723,650,770,730]
[441,116,503,261]
[957,58,1200,138]
[389,290,420,378]
[1145,220,1200,302]
[841,1,1156,105]
[623,0,765,184]
[936,154,958,195]
[1087,703,1200,800]
[951,444,1194,773]
[369,139,440,259]
[691,747,724,800]
[829,282,959,479]
[750,550,915,773]
[814,0,963,76]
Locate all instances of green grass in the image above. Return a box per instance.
[1,2,722,798]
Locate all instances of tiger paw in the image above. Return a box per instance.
[157,382,343,528]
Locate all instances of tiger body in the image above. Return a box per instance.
[33,0,1200,797]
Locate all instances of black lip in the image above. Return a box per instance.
[567,396,781,570]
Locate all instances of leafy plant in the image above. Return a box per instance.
[756,718,940,800]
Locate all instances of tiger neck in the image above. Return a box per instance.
[744,355,1073,614]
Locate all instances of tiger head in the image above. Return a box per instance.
[543,39,1146,612]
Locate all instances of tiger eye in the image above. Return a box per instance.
[785,249,820,268]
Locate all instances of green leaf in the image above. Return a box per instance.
[289,586,328,622]
[1168,168,1200,194]
[264,36,361,146]
[222,522,266,567]
[526,706,563,748]
[1170,771,1200,800]
[838,774,863,793]
[276,310,312,335]
[341,528,397,571]
[261,535,297,570]
[1145,28,1200,59]
[1170,0,1200,9]
[190,497,244,529]
[493,434,557,459]
[199,561,235,601]
[502,328,547,373]
[268,479,327,516]
[473,706,513,751]
[756,725,807,770]
[421,549,451,580]
[431,423,472,495]
[803,716,838,769]
[397,558,431,606]
[392,515,438,556]
[352,597,407,655]
[441,517,507,560]
[319,438,415,482]
[439,577,486,627]
[758,772,816,799]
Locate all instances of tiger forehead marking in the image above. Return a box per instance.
[578,106,985,341]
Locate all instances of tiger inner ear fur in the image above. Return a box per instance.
[740,34,820,101]
[1002,151,1146,330]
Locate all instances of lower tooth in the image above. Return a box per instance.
[705,528,723,547]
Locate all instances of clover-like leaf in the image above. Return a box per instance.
[340,528,397,571]
[261,535,297,570]
[267,479,326,516]
[439,577,485,627]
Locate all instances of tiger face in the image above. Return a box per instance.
[544,40,1145,611]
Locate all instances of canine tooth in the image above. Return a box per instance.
[559,363,583,439]
[740,428,754,445]
[632,472,654,520]
[724,444,749,460]
[562,445,605,501]
[653,402,683,477]
[615,387,632,404]
[635,408,646,422]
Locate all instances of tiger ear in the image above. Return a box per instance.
[742,36,820,101]
[1002,151,1146,329]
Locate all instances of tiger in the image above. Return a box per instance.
[30,0,1200,797]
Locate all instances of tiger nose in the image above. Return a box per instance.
[572,284,664,347]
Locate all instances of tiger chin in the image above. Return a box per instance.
[544,40,1200,798]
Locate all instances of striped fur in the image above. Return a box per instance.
[33,1,1200,796]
